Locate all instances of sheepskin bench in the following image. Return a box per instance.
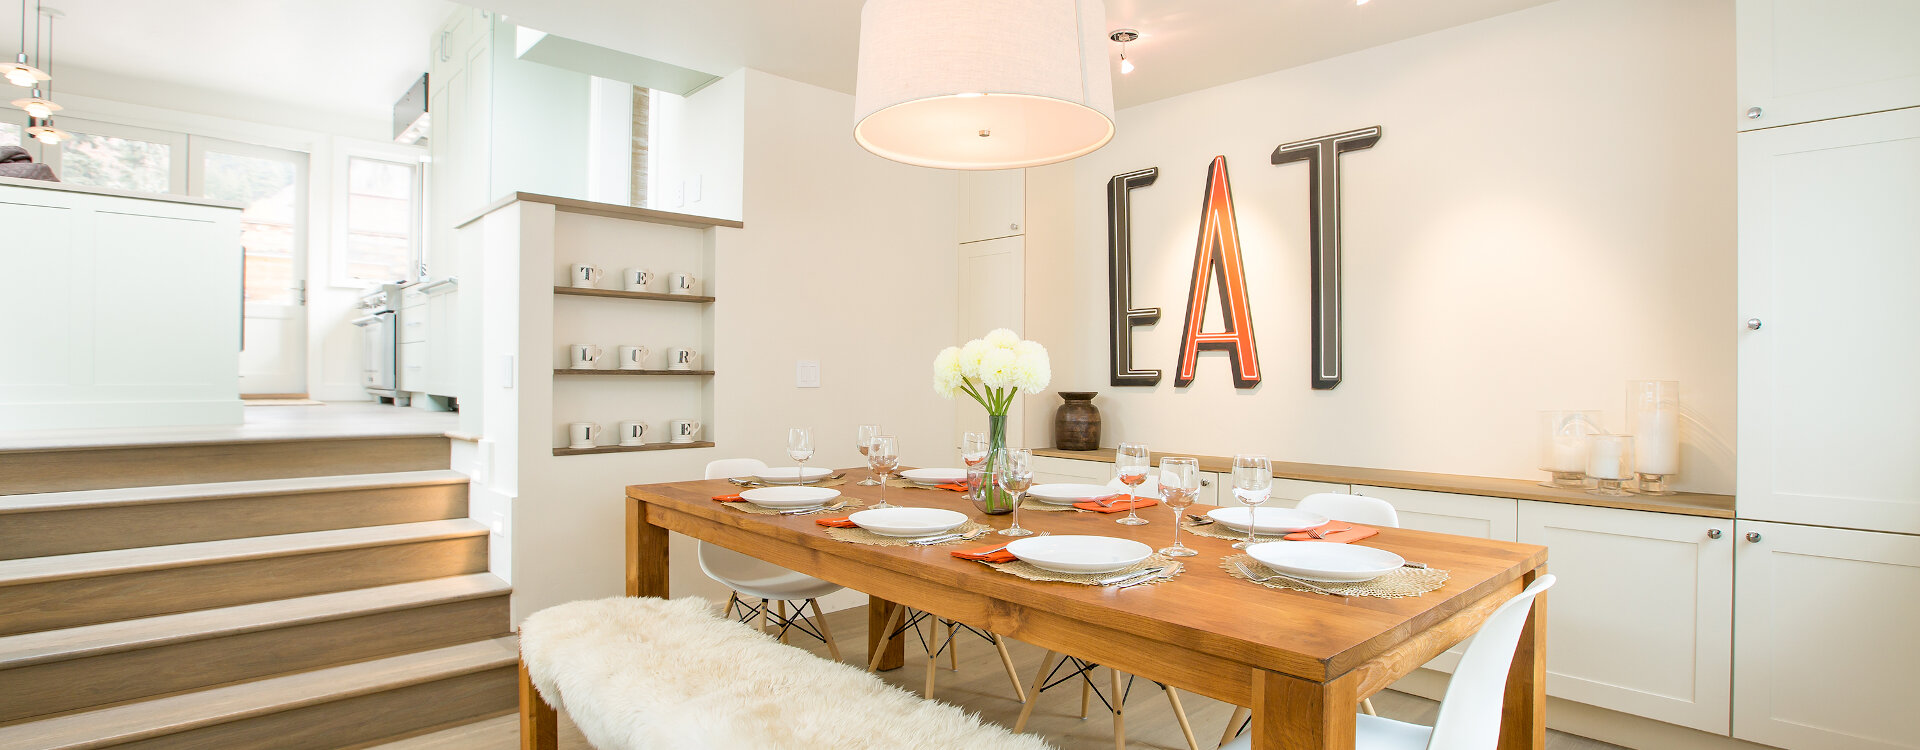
[518,596,1053,750]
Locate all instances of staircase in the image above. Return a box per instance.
[0,435,516,750]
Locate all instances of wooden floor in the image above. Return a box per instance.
[373,605,1625,750]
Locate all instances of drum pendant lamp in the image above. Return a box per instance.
[853,0,1115,170]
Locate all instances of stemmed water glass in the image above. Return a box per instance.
[994,448,1036,537]
[961,431,989,468]
[787,427,814,484]
[856,424,882,485]
[1230,454,1273,549]
[1115,442,1151,526]
[1158,457,1201,557]
[868,435,899,509]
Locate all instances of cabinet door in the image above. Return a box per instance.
[1737,0,1920,130]
[958,169,1024,244]
[1738,107,1920,534]
[1352,486,1517,541]
[1032,456,1109,486]
[424,288,458,397]
[1519,502,1734,733]
[1734,521,1920,750]
[1265,478,1352,506]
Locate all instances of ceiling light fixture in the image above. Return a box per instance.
[1110,29,1138,75]
[852,0,1116,170]
[4,0,49,87]
[12,5,60,120]
[26,114,67,143]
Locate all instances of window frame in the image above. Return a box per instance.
[36,116,190,195]
[330,142,426,289]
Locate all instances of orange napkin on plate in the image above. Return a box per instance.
[949,541,1018,563]
[935,483,968,492]
[1074,495,1158,513]
[711,494,745,502]
[814,516,858,528]
[1284,522,1379,543]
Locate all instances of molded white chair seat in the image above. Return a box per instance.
[519,597,1051,750]
[697,545,844,602]
[1104,475,1161,497]
[1296,492,1401,528]
[1222,713,1431,750]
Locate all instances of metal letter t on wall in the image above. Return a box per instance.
[1271,126,1381,390]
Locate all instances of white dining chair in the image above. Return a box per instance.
[699,458,847,660]
[1296,492,1401,529]
[1104,474,1162,498]
[1221,575,1556,750]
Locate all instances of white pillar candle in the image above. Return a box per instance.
[1549,435,1587,473]
[1587,437,1626,480]
[1636,410,1680,475]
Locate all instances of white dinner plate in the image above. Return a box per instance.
[753,467,833,485]
[1026,483,1116,506]
[1244,542,1406,583]
[849,507,969,537]
[899,467,967,485]
[1006,535,1153,575]
[738,486,841,509]
[1206,507,1329,534]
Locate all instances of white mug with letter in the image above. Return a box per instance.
[617,345,650,371]
[567,422,601,449]
[569,344,604,370]
[666,347,698,371]
[669,419,703,444]
[668,272,699,295]
[617,420,649,446]
[623,268,654,292]
[570,263,605,289]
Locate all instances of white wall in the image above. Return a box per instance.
[646,73,745,220]
[1036,0,1737,492]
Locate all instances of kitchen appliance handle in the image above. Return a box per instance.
[418,277,460,294]
[351,314,387,327]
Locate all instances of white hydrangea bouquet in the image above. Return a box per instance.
[933,329,1051,513]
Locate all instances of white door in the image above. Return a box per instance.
[958,169,1024,243]
[1734,520,1920,750]
[957,235,1025,448]
[1518,502,1733,734]
[189,138,310,396]
[1736,0,1920,130]
[1738,107,1920,534]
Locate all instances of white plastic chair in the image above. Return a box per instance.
[1296,492,1401,529]
[699,459,847,660]
[1104,475,1162,499]
[1222,575,1557,750]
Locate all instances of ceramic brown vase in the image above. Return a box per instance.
[1053,392,1101,450]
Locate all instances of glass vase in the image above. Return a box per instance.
[969,414,1016,515]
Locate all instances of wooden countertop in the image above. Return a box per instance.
[1033,448,1735,519]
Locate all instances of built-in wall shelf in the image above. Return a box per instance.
[553,369,714,376]
[553,441,714,457]
[458,191,745,230]
[553,286,714,304]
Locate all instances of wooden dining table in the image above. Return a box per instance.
[584,468,1548,750]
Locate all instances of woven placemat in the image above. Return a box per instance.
[824,521,992,547]
[1019,499,1079,512]
[724,499,866,516]
[981,553,1184,587]
[1181,519,1290,543]
[1221,554,1449,598]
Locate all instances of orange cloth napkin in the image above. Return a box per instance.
[1284,522,1379,543]
[949,541,1018,563]
[711,494,745,502]
[935,483,968,492]
[1074,495,1158,513]
[814,516,858,528]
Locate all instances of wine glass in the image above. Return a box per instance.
[1158,457,1201,557]
[856,424,882,485]
[994,448,1036,537]
[961,431,989,468]
[1230,454,1273,549]
[787,427,815,484]
[868,435,899,509]
[1115,442,1151,526]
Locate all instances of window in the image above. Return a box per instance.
[199,150,301,304]
[0,122,20,148]
[58,131,173,194]
[341,156,419,285]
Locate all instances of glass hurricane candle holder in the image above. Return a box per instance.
[1538,410,1604,489]
[1627,379,1680,495]
[1585,434,1636,497]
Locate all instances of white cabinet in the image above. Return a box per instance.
[1733,521,1920,750]
[1737,107,1920,534]
[423,286,459,397]
[1353,486,1517,541]
[1518,502,1734,734]
[1736,0,1920,130]
[1031,455,1108,485]
[958,169,1024,244]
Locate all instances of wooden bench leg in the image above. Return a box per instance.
[518,659,556,750]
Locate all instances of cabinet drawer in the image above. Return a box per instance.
[397,341,427,391]
[397,306,428,343]
[400,287,428,309]
[1032,456,1111,485]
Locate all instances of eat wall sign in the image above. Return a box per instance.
[1108,126,1381,390]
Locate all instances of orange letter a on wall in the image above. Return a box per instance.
[1175,156,1261,388]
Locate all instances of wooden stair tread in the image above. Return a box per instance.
[0,636,518,750]
[0,573,508,669]
[0,470,469,514]
[0,520,488,587]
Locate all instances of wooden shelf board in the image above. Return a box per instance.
[552,286,714,304]
[457,192,744,230]
[553,441,714,457]
[552,369,713,376]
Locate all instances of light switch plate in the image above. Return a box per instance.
[796,359,820,388]
[499,355,515,389]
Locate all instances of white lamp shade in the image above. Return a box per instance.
[854,0,1115,170]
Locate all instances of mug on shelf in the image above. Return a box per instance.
[623,268,654,292]
[569,263,605,289]
[617,345,651,370]
[617,420,649,447]
[669,419,703,444]
[569,344,604,369]
[668,272,699,295]
[665,347,699,371]
[567,422,601,449]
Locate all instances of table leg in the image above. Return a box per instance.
[518,659,557,750]
[625,497,669,598]
[867,596,906,671]
[1499,566,1548,750]
[1251,669,1358,750]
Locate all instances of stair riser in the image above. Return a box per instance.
[100,667,515,750]
[0,537,489,636]
[0,594,509,723]
[0,437,451,496]
[0,484,470,560]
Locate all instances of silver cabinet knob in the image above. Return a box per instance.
[1746,106,1763,120]
[1707,529,1723,539]
[1746,318,1763,330]
[1200,478,1211,486]
[1010,223,1020,231]
[1746,531,1762,543]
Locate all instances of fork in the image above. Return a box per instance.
[1184,514,1215,526]
[1232,561,1342,596]
[780,501,849,516]
[1307,524,1352,540]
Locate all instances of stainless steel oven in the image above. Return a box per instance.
[354,284,402,398]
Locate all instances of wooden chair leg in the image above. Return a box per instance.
[1015,650,1060,733]
[868,605,905,671]
[518,659,556,750]
[1110,667,1126,750]
[723,591,739,618]
[777,601,790,643]
[1220,706,1251,747]
[1165,686,1199,750]
[808,598,841,662]
[1362,697,1378,716]
[1081,672,1092,718]
[993,635,1027,703]
[924,619,938,698]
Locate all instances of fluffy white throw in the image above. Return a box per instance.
[520,596,1054,750]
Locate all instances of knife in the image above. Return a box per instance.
[1097,566,1165,586]
[1119,567,1175,588]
